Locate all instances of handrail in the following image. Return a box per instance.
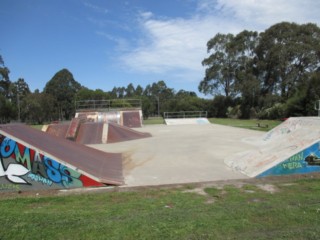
[163,111,208,119]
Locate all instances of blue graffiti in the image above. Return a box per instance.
[0,135,84,189]
[0,137,16,158]
[28,173,53,186]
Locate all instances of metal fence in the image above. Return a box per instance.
[75,99,142,112]
[163,111,208,119]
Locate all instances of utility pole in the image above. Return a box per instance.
[157,96,160,117]
[315,100,320,117]
[17,86,20,122]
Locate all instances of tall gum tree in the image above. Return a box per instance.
[44,69,82,120]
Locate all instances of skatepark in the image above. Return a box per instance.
[90,123,263,187]
[0,102,320,192]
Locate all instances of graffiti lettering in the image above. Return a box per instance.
[43,156,83,188]
[282,162,303,170]
[0,134,100,190]
[0,183,20,191]
[28,173,53,186]
[32,152,47,177]
[15,145,32,170]
[288,152,304,162]
[0,137,16,158]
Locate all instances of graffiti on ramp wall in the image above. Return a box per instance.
[0,134,103,191]
[258,141,320,177]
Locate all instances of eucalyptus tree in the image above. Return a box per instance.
[256,22,320,100]
[199,33,239,97]
[0,54,11,98]
[44,69,82,120]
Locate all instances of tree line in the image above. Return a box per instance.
[0,64,209,123]
[1,21,320,124]
[199,21,320,119]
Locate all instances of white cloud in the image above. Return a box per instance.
[215,0,320,27]
[96,31,130,52]
[119,0,320,83]
[84,2,109,14]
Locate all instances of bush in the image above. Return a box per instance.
[257,103,285,119]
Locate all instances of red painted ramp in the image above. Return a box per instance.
[0,124,123,185]
[76,122,104,144]
[46,123,69,138]
[107,122,152,144]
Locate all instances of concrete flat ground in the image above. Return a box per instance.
[90,124,264,187]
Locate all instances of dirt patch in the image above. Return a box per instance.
[256,184,279,193]
[1,173,320,199]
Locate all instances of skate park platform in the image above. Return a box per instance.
[90,124,264,187]
[1,117,320,192]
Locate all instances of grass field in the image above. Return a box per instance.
[209,118,282,131]
[0,177,319,239]
[143,117,282,132]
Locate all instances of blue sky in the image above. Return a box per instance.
[1,0,320,97]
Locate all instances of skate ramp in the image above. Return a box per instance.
[106,122,151,144]
[0,124,123,192]
[44,121,151,145]
[225,117,320,177]
[76,122,105,144]
[165,118,210,125]
[75,110,143,128]
[44,122,69,138]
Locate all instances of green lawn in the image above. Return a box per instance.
[143,117,164,125]
[0,177,319,239]
[143,117,282,132]
[209,118,282,131]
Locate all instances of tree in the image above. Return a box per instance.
[0,54,15,122]
[21,92,55,124]
[256,22,320,99]
[0,54,11,98]
[199,33,238,97]
[44,69,82,120]
[143,81,175,116]
[135,85,144,97]
[9,78,31,121]
[303,71,320,116]
[125,83,135,98]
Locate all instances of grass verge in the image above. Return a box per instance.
[143,117,164,125]
[209,118,282,131]
[0,177,319,239]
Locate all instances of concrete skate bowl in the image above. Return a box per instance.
[225,117,320,178]
[43,121,151,144]
[0,124,123,192]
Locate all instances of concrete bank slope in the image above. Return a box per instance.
[91,124,263,187]
[225,117,320,177]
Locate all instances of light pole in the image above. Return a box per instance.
[17,86,20,122]
[315,100,320,117]
[156,96,160,117]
